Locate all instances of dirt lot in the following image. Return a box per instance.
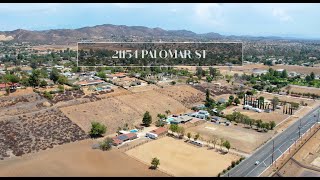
[218,64,320,75]
[222,105,290,125]
[60,90,188,133]
[186,122,273,154]
[258,92,318,107]
[155,85,205,108]
[0,139,168,177]
[284,85,320,96]
[31,44,77,51]
[125,137,240,177]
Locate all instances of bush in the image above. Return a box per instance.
[99,137,113,151]
[222,169,227,174]
[231,161,236,168]
[43,91,53,100]
[89,122,107,138]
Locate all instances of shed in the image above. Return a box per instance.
[150,127,168,136]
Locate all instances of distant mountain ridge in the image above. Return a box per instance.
[0,24,312,44]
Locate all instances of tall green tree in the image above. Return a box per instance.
[223,140,231,152]
[281,69,288,78]
[89,121,107,138]
[28,70,41,87]
[271,97,280,111]
[50,67,60,84]
[234,98,240,106]
[310,72,315,81]
[142,111,152,127]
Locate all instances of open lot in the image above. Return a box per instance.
[155,84,205,108]
[60,90,188,133]
[0,139,168,177]
[125,136,240,177]
[285,85,320,96]
[222,105,290,125]
[186,122,273,153]
[218,64,320,75]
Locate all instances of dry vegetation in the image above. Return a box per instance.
[155,85,205,108]
[60,90,188,133]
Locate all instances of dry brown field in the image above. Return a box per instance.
[154,84,205,108]
[222,105,289,125]
[60,90,188,133]
[285,85,320,96]
[125,137,240,177]
[0,139,168,177]
[185,122,273,154]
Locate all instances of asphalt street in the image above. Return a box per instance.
[225,106,320,177]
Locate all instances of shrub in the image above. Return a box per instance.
[89,122,107,138]
[231,161,236,168]
[99,137,113,151]
[43,91,53,100]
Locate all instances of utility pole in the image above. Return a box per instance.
[300,119,302,127]
[272,140,275,165]
[317,109,319,123]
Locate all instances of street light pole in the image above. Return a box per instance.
[272,140,274,165]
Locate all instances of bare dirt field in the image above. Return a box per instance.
[125,136,240,177]
[258,92,318,107]
[114,90,188,117]
[276,129,320,177]
[285,85,320,96]
[218,64,320,75]
[0,139,168,177]
[128,84,159,93]
[60,90,188,133]
[223,105,289,125]
[31,44,78,51]
[154,85,205,108]
[186,122,273,154]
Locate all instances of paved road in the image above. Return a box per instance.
[225,106,320,177]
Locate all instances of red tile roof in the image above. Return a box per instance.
[112,137,123,145]
[125,133,137,139]
[150,127,168,136]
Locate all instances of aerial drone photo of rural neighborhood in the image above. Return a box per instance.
[0,3,320,177]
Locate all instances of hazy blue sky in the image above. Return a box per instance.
[0,3,320,39]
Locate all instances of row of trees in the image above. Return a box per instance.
[225,112,276,132]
